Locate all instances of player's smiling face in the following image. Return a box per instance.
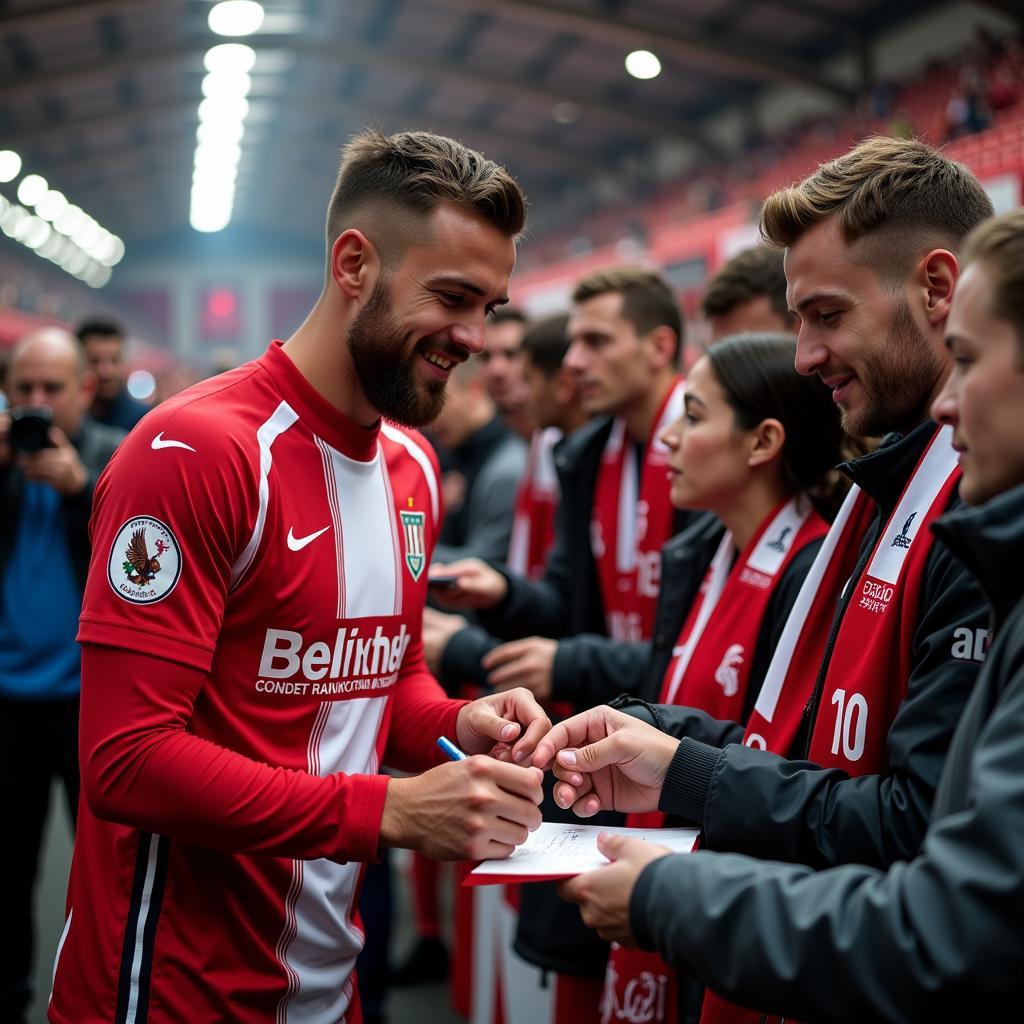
[347,203,516,428]
[785,217,946,437]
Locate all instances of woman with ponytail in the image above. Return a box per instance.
[507,333,848,1024]
[644,333,847,725]
[588,333,845,1024]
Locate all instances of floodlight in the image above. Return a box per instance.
[625,50,662,80]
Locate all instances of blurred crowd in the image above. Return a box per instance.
[521,24,1024,271]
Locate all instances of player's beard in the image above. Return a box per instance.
[347,278,452,427]
[842,297,945,437]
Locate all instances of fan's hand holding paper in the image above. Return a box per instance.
[464,821,699,885]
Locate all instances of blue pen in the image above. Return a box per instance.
[437,735,468,761]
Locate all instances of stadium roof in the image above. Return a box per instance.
[0,0,1002,255]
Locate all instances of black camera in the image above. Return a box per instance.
[9,406,56,453]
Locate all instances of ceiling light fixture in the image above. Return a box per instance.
[204,42,256,74]
[17,173,48,206]
[0,149,22,183]
[0,169,122,285]
[54,203,85,236]
[36,189,69,222]
[191,40,255,232]
[625,49,662,80]
[209,1,265,38]
[201,69,252,98]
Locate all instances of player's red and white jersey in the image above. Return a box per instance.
[51,341,451,1024]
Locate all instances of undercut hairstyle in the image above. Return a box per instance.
[707,333,848,518]
[75,318,124,344]
[701,247,790,324]
[759,136,994,284]
[325,130,526,269]
[961,208,1024,362]
[572,266,683,360]
[520,314,570,377]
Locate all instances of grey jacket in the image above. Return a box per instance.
[628,480,1024,1024]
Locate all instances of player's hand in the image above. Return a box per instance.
[456,687,552,767]
[428,559,508,610]
[532,705,679,817]
[484,637,556,701]
[558,833,672,946]
[380,757,543,861]
[18,427,87,496]
[422,607,468,676]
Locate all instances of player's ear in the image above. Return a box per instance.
[329,229,379,301]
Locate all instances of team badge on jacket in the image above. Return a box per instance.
[107,516,182,604]
[401,509,426,581]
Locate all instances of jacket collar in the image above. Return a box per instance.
[838,420,941,522]
[933,480,1024,626]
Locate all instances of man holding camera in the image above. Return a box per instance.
[0,326,124,1024]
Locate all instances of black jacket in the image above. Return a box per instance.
[648,420,990,871]
[0,416,125,593]
[629,480,1024,1024]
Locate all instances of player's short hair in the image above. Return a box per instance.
[961,208,1024,363]
[325,130,526,269]
[571,266,683,360]
[75,318,125,345]
[759,136,994,284]
[520,314,570,377]
[701,247,790,324]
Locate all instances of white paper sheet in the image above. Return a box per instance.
[468,821,699,881]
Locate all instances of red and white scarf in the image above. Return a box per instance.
[507,427,562,581]
[701,424,961,1024]
[742,424,960,767]
[661,496,828,717]
[591,379,685,642]
[604,497,827,1024]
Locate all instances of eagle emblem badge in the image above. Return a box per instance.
[107,516,182,604]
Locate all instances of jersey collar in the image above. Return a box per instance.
[259,340,380,462]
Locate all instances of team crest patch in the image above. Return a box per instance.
[107,516,182,604]
[400,510,426,581]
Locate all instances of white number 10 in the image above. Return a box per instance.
[830,688,868,761]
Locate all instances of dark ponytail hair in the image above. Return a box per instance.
[705,333,849,519]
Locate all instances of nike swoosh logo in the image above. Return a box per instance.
[287,525,330,552]
[151,432,196,452]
